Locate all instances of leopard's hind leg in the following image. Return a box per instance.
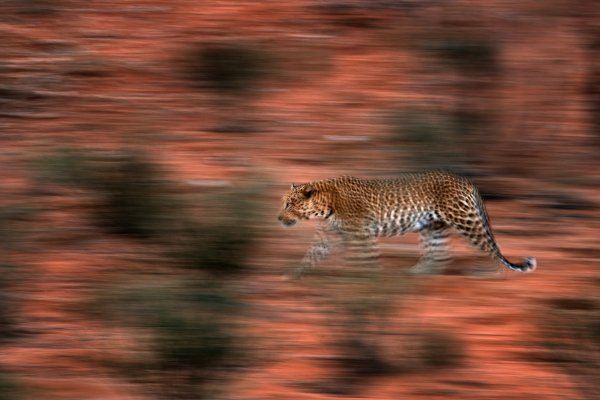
[443,187,536,273]
[411,222,451,275]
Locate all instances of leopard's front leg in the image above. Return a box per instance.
[292,223,340,278]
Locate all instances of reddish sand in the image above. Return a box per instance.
[0,1,598,399]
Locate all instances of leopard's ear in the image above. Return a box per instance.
[302,185,315,198]
[291,183,299,190]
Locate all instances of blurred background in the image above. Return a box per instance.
[0,1,598,399]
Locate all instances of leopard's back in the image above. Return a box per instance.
[330,171,473,236]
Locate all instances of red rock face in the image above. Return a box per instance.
[0,1,598,399]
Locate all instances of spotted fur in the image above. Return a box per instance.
[278,171,536,276]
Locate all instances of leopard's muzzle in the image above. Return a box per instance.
[278,214,297,226]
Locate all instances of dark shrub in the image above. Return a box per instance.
[0,370,22,400]
[419,330,465,368]
[388,108,466,169]
[175,186,262,277]
[85,152,171,237]
[422,39,500,75]
[32,147,91,187]
[186,43,272,93]
[34,148,173,238]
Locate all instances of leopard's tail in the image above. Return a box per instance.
[497,254,537,272]
[472,186,537,272]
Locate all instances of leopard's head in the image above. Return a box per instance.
[278,183,332,226]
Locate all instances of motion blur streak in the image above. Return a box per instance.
[0,1,598,399]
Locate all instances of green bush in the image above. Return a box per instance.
[537,296,600,399]
[177,223,254,276]
[174,186,262,277]
[85,152,171,237]
[32,147,91,187]
[155,313,235,371]
[540,297,600,356]
[389,109,459,145]
[37,149,264,397]
[388,109,467,169]
[33,148,174,238]
[94,279,245,399]
[0,370,22,400]
[0,264,23,339]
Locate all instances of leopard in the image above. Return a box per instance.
[277,171,536,277]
